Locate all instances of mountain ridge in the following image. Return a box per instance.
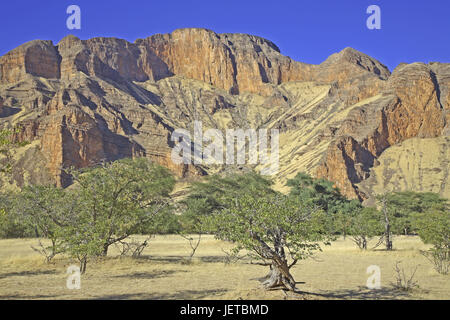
[0,28,448,202]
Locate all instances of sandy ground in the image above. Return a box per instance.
[0,235,448,300]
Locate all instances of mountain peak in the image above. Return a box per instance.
[320,47,391,80]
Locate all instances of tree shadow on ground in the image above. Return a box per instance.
[0,293,60,299]
[294,286,411,300]
[94,289,228,300]
[0,270,56,279]
[198,256,227,263]
[113,270,185,280]
[137,255,226,264]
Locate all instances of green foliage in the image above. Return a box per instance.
[287,172,362,237]
[349,207,384,249]
[184,171,274,214]
[378,191,448,235]
[6,158,176,272]
[181,171,275,233]
[414,208,449,247]
[0,193,34,238]
[332,200,362,236]
[18,185,72,236]
[333,210,353,238]
[203,192,332,263]
[15,185,75,260]
[64,158,176,260]
[286,172,359,215]
[146,209,181,235]
[414,208,449,274]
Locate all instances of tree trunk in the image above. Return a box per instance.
[79,257,87,275]
[249,230,297,292]
[102,243,109,256]
[261,260,296,291]
[48,238,57,263]
[382,196,393,251]
[385,223,393,250]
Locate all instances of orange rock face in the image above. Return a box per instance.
[138,29,389,96]
[0,40,60,83]
[0,28,448,199]
[138,28,323,95]
[316,63,448,199]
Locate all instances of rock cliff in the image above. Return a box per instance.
[0,28,448,200]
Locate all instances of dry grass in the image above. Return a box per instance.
[0,235,448,300]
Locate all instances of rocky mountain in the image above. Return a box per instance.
[0,28,448,202]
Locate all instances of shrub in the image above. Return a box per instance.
[414,208,449,274]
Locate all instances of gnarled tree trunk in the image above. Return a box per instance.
[251,230,297,291]
[260,259,296,291]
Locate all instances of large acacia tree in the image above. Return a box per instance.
[67,158,176,259]
[13,158,176,273]
[204,193,332,291]
[179,171,275,260]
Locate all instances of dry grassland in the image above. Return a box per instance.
[0,235,448,300]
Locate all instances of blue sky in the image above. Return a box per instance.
[1,0,449,71]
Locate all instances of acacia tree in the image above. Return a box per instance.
[287,172,360,238]
[15,185,75,262]
[349,207,384,250]
[383,191,448,235]
[376,194,393,250]
[0,193,34,239]
[374,192,447,250]
[66,158,176,261]
[8,158,175,273]
[414,207,449,274]
[286,172,352,214]
[203,193,332,291]
[181,171,275,258]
